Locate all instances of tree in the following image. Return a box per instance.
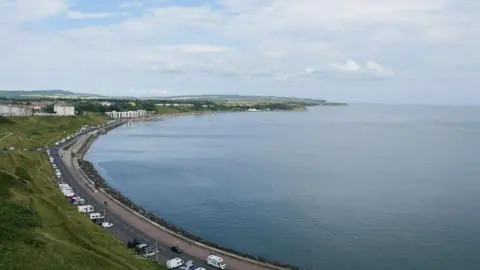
[45,104,55,113]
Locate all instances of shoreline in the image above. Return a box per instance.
[75,113,301,270]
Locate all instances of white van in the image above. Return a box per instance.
[89,213,104,220]
[78,205,94,213]
[59,184,70,189]
[207,255,227,269]
[166,258,184,269]
[49,157,54,162]
[73,197,85,205]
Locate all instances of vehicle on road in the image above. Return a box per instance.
[52,164,57,169]
[77,205,94,213]
[101,221,113,228]
[135,243,148,254]
[166,258,184,269]
[171,246,183,254]
[179,260,196,270]
[89,213,104,220]
[142,247,159,258]
[49,157,54,162]
[127,239,140,249]
[63,192,76,198]
[55,172,62,179]
[207,255,227,269]
[72,197,85,205]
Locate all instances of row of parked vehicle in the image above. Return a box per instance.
[126,238,226,270]
[126,238,160,259]
[165,255,226,270]
[58,182,114,228]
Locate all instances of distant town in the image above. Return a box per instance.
[0,90,347,118]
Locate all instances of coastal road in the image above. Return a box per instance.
[51,140,214,269]
[53,129,282,270]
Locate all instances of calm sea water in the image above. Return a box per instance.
[86,105,480,270]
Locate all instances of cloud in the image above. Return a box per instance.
[0,0,479,103]
[165,44,232,54]
[329,60,394,78]
[0,0,67,24]
[67,11,116,19]
[119,1,143,9]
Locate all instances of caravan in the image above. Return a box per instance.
[206,255,227,269]
[77,205,94,213]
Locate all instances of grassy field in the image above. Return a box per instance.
[0,116,165,270]
[0,115,108,149]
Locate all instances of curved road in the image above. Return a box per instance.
[53,128,286,270]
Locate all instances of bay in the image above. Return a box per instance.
[86,105,480,270]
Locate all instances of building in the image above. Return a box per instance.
[100,101,113,106]
[105,110,147,119]
[0,104,33,116]
[54,105,75,116]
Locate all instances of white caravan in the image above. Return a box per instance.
[207,255,227,269]
[77,205,94,213]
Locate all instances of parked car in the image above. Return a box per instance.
[166,258,184,269]
[101,222,113,228]
[135,243,148,254]
[179,260,196,270]
[171,246,183,254]
[89,213,104,220]
[127,239,140,249]
[143,247,159,258]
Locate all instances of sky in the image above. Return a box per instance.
[0,0,479,104]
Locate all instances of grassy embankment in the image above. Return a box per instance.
[0,116,165,270]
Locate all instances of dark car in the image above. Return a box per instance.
[127,239,140,249]
[170,246,183,254]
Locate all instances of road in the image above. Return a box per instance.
[51,135,214,269]
[51,127,282,270]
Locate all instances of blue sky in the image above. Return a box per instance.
[0,0,479,104]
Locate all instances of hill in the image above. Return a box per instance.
[0,116,165,270]
[0,90,102,99]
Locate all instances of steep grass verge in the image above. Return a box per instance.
[0,116,165,270]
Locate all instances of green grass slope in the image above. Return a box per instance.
[0,116,165,270]
[0,115,107,149]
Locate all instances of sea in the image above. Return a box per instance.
[85,105,480,270]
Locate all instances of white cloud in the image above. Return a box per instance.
[68,11,116,19]
[0,0,479,103]
[168,44,232,54]
[329,60,394,78]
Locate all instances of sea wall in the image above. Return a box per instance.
[76,119,303,270]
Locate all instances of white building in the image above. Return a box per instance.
[0,104,33,116]
[54,105,75,116]
[105,110,147,119]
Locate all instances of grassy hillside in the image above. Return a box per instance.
[0,90,102,98]
[0,115,107,149]
[0,116,165,270]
